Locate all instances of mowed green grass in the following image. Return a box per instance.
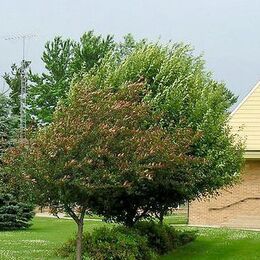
[0,217,259,259]
[161,227,260,260]
[164,213,188,225]
[0,217,105,260]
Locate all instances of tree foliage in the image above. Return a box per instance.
[3,32,143,126]
[28,37,75,124]
[0,94,33,229]
[70,31,115,77]
[4,83,203,258]
[0,94,18,162]
[80,42,244,197]
[3,36,244,259]
[27,31,115,125]
[0,94,33,227]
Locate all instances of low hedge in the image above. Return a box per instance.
[58,222,197,260]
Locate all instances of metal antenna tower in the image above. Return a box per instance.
[4,34,36,138]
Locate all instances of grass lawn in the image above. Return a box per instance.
[0,217,105,260]
[163,213,188,225]
[161,227,260,260]
[0,217,259,259]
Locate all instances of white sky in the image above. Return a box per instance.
[0,0,260,104]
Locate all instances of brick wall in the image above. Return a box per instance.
[189,160,260,229]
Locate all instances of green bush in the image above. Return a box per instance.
[134,221,197,254]
[58,226,155,260]
[0,193,35,230]
[59,222,196,259]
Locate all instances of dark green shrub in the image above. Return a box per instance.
[58,226,155,260]
[134,221,197,254]
[178,230,197,245]
[59,222,197,259]
[0,193,35,230]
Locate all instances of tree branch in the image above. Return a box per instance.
[64,204,80,224]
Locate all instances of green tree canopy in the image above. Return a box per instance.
[28,37,75,124]
[78,42,244,196]
[4,32,144,126]
[27,31,115,125]
[3,37,244,260]
[4,82,203,259]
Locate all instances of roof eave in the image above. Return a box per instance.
[231,81,260,116]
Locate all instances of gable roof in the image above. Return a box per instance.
[230,81,260,156]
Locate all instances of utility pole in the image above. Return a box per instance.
[4,34,36,139]
[20,56,27,138]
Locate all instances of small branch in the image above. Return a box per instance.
[134,209,149,223]
[64,204,80,224]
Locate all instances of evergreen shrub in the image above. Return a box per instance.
[0,193,34,230]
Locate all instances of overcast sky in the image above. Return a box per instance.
[0,0,259,104]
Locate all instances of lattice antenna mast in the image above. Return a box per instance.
[4,34,36,139]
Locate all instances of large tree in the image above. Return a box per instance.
[81,42,244,199]
[4,83,202,259]
[0,93,16,193]
[3,38,244,259]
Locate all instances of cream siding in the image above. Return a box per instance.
[230,82,260,152]
[189,82,260,229]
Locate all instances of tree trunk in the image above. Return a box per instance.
[64,205,86,260]
[159,206,167,225]
[76,218,84,260]
[159,210,164,225]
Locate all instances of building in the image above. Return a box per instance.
[189,82,260,229]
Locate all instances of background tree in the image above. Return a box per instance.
[4,32,142,126]
[0,94,18,161]
[70,31,115,78]
[28,31,115,125]
[0,94,34,230]
[0,94,16,193]
[28,37,75,124]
